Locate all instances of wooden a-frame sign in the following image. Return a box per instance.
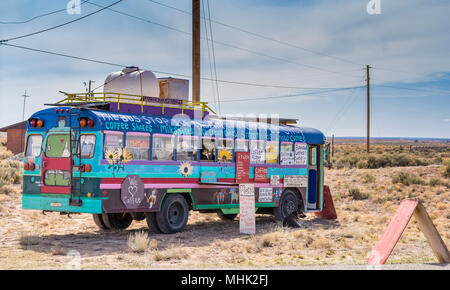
[368,199,450,265]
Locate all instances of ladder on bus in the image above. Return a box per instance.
[69,107,83,207]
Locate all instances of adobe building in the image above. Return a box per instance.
[0,121,27,155]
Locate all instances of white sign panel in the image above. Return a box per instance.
[284,175,308,187]
[239,184,255,235]
[280,151,295,165]
[258,187,273,203]
[295,143,308,165]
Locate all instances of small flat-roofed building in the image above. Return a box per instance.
[0,121,27,155]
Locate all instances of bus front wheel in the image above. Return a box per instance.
[274,190,299,222]
[156,194,189,234]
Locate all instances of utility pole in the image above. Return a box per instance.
[366,65,371,153]
[192,0,201,103]
[21,90,31,121]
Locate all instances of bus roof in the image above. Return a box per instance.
[29,107,325,144]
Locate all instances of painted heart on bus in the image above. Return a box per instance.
[128,185,138,196]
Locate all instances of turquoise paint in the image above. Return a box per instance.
[22,194,103,214]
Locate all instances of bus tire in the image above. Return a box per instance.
[216,210,237,221]
[101,213,133,230]
[145,212,163,234]
[93,214,109,230]
[156,194,189,234]
[273,189,299,222]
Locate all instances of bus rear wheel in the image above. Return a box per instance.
[93,214,109,230]
[145,212,162,234]
[156,194,189,234]
[216,210,237,221]
[101,213,133,230]
[274,190,299,222]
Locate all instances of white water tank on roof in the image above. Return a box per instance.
[103,67,160,98]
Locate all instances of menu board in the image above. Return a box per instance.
[280,151,295,165]
[254,167,268,183]
[235,152,250,184]
[295,143,308,165]
[239,184,255,235]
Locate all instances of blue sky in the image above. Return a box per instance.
[0,0,449,138]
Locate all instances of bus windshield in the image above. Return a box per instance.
[45,134,72,158]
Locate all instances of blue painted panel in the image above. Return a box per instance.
[22,194,103,214]
[308,170,317,204]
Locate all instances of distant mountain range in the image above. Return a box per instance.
[327,136,450,142]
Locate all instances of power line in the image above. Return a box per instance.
[0,0,123,43]
[0,1,89,24]
[215,86,365,103]
[201,0,218,112]
[145,0,364,67]
[206,0,221,115]
[84,1,362,80]
[0,42,363,91]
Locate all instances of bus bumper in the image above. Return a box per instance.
[22,194,103,214]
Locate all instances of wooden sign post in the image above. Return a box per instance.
[368,199,450,265]
[239,184,255,235]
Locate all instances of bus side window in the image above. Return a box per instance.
[250,140,265,164]
[265,141,279,164]
[152,134,175,161]
[177,136,198,161]
[25,135,43,158]
[235,139,249,152]
[126,133,150,161]
[79,134,96,159]
[103,132,124,160]
[280,142,294,165]
[201,137,216,162]
[309,146,317,166]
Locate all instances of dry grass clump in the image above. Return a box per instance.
[0,184,18,195]
[0,150,13,160]
[127,231,150,253]
[348,187,369,200]
[392,172,425,186]
[0,159,23,185]
[261,232,281,247]
[444,164,450,178]
[154,247,189,261]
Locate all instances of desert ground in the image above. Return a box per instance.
[0,136,449,269]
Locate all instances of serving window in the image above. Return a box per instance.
[152,134,175,161]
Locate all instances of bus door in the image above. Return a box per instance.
[41,133,73,194]
[307,144,321,210]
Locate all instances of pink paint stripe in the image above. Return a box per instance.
[105,131,123,135]
[127,132,150,136]
[100,183,284,190]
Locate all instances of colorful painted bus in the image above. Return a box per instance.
[22,92,325,234]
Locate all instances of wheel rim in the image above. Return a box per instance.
[282,194,297,218]
[168,202,184,226]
